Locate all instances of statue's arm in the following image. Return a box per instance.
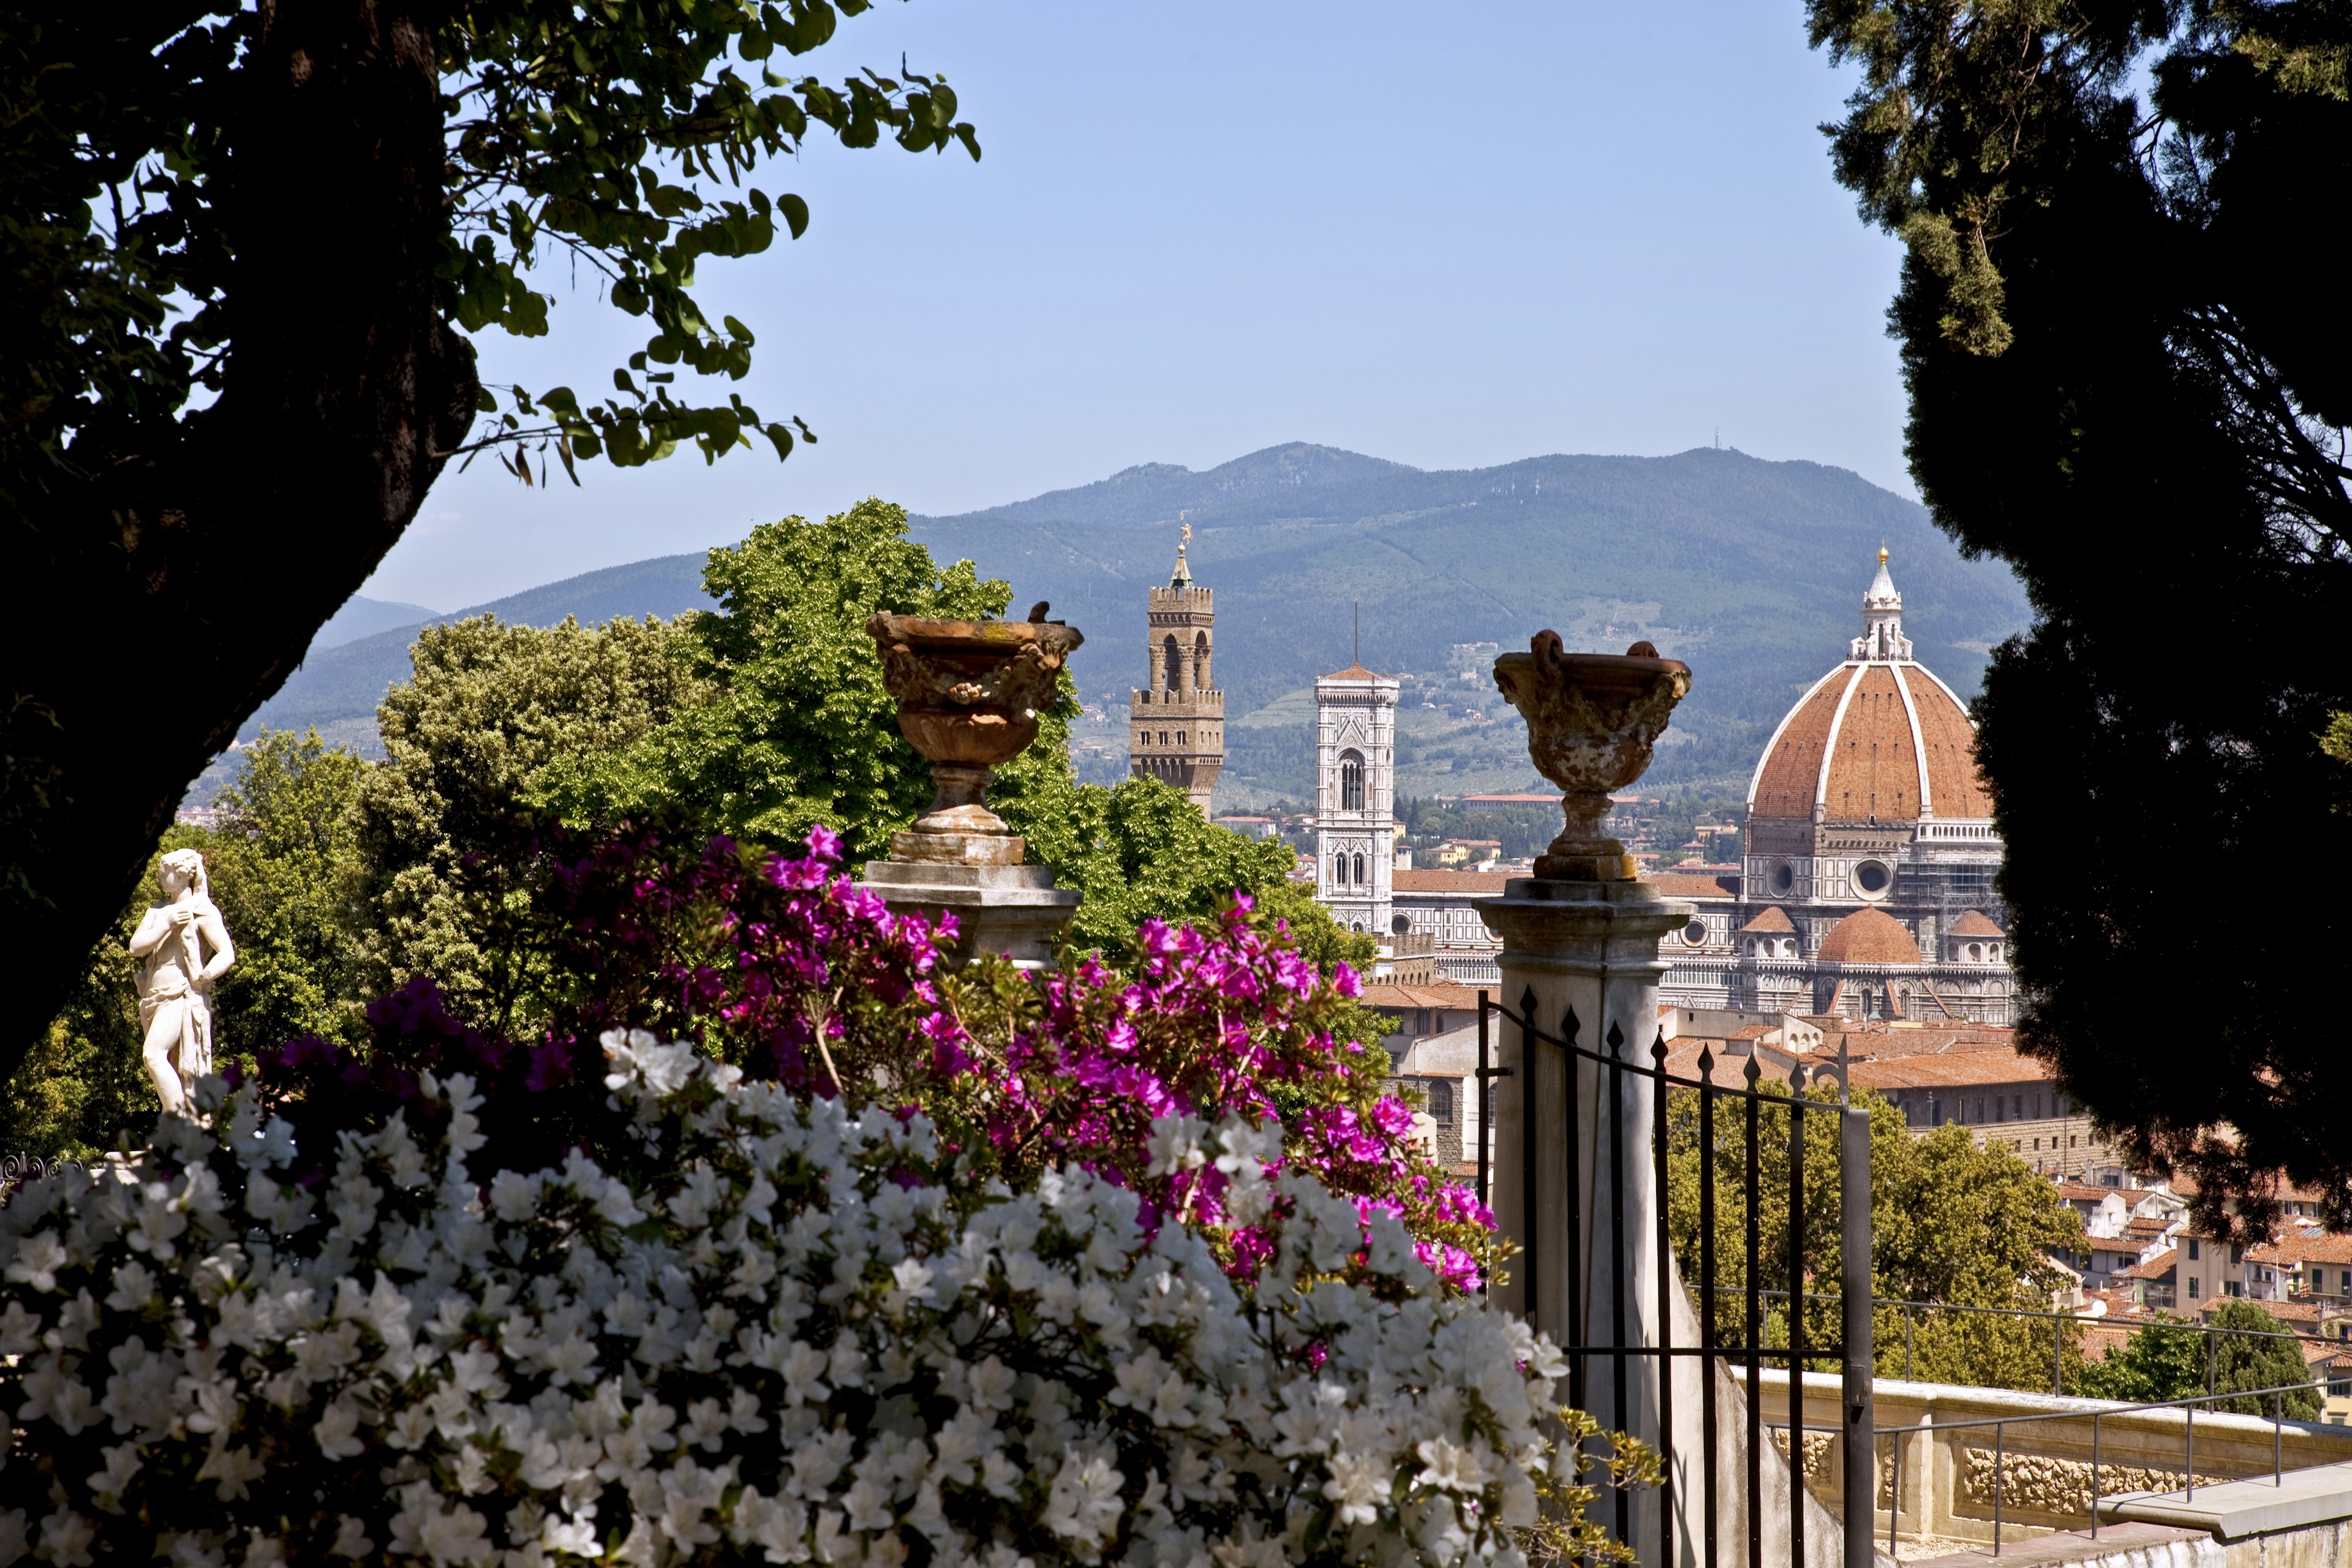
[127,905,172,959]
[198,910,235,984]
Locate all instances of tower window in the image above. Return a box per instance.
[1334,855,1349,886]
[1352,853,1366,885]
[1340,749,1366,811]
[1177,731,1186,745]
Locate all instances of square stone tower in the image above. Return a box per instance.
[1314,662,1398,935]
[1129,522,1223,813]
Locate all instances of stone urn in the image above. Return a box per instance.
[1492,631,1692,881]
[865,601,1083,865]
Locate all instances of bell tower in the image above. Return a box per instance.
[1129,518,1224,813]
[1313,654,1398,937]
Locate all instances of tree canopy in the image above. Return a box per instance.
[0,0,976,1083]
[1667,1082,2086,1391]
[1805,0,2352,1230]
[2076,1302,2320,1419]
[339,500,1378,1039]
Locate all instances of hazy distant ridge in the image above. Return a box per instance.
[238,442,2027,801]
[246,555,716,740]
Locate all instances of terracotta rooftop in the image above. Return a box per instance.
[1651,872,1738,899]
[1319,663,1388,681]
[1741,907,1798,934]
[1824,1023,2018,1059]
[1949,910,2007,938]
[1747,626,1995,823]
[1815,905,1924,967]
[1360,981,1486,1011]
[2123,1248,2177,1280]
[2057,1183,2132,1203]
[1392,869,1513,894]
[2248,1234,2352,1267]
[1845,1048,2054,1090]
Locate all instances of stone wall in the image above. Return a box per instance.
[1756,1370,2352,1553]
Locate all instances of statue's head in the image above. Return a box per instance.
[158,848,208,900]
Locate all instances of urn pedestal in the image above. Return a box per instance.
[857,605,1085,968]
[856,861,1080,970]
[1477,635,1841,1568]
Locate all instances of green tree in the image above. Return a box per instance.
[549,500,1378,973]
[538,499,1020,864]
[366,502,1379,1031]
[2,0,979,1080]
[1666,1080,2085,1391]
[353,615,707,1029]
[2076,1303,2320,1419]
[1805,0,2352,1229]
[206,729,370,1052]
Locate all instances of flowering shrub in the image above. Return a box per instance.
[0,1041,1639,1568]
[259,827,1494,1293]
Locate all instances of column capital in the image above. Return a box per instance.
[1475,876,1692,978]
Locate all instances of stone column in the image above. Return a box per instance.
[1478,633,1845,1568]
[859,861,1079,969]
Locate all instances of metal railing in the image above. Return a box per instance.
[0,1152,85,1201]
[1733,1281,2343,1555]
[1474,990,1876,1568]
[1841,1377,2318,1556]
[1734,1285,2345,1400]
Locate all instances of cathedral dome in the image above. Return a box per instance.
[1746,551,1993,824]
[1816,906,1923,966]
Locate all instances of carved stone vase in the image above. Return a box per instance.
[865,603,1084,865]
[1491,631,1692,881]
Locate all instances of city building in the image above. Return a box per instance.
[1128,521,1223,812]
[1313,658,1400,935]
[1390,868,1509,986]
[1658,551,2017,1022]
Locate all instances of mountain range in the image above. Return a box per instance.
[227,443,2031,805]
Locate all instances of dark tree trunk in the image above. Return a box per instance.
[0,0,477,1079]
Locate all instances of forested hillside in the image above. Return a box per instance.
[230,443,2027,803]
[911,443,2028,797]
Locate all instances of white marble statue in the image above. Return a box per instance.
[128,848,234,1115]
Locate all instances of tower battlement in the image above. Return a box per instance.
[1128,524,1223,812]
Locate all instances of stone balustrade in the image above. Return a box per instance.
[1758,1368,2352,1554]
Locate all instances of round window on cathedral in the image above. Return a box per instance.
[1855,859,1891,895]
[1682,919,1708,946]
[1771,861,1795,895]
[1392,914,1411,935]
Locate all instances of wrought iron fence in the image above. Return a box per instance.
[0,1152,86,1201]
[1474,989,1877,1568]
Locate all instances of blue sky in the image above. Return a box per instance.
[367,0,1911,611]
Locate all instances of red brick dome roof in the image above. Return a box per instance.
[1948,910,2006,938]
[1746,555,1992,823]
[1817,906,1924,966]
